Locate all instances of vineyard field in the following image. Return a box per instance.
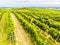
[0,8,60,45]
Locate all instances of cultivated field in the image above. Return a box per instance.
[0,8,60,45]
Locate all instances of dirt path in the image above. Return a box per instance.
[10,13,32,45]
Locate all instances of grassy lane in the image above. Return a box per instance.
[0,11,15,45]
[0,11,5,21]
